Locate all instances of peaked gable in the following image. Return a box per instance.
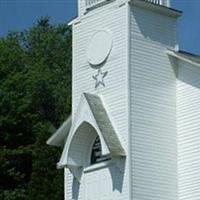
[58,93,125,167]
[47,93,125,180]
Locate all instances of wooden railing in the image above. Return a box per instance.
[85,0,108,9]
[85,0,170,9]
[146,0,161,4]
[145,0,170,6]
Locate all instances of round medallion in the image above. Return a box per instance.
[87,30,113,66]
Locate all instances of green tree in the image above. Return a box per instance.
[0,17,72,200]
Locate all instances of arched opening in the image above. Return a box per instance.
[57,93,125,170]
[67,122,106,168]
[91,135,110,165]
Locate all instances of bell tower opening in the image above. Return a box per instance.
[90,136,110,165]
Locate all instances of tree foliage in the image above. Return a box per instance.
[0,17,72,200]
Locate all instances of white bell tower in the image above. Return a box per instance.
[48,0,186,199]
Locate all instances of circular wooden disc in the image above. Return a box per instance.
[87,30,113,66]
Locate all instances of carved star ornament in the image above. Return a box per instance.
[87,30,113,89]
[93,69,108,89]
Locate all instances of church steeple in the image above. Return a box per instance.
[48,0,188,199]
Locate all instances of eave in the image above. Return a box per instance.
[46,115,72,147]
[167,49,200,69]
[68,0,182,26]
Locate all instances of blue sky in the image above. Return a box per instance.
[0,0,200,54]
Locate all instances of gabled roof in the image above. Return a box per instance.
[58,93,125,167]
[84,93,125,156]
[46,115,72,147]
[167,49,200,68]
[47,93,125,180]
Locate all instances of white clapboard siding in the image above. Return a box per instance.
[72,1,128,151]
[177,61,200,200]
[129,5,178,200]
[67,2,129,200]
[67,0,183,199]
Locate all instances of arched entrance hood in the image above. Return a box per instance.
[47,93,125,180]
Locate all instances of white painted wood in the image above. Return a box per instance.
[63,0,200,199]
[58,93,125,179]
[129,5,178,200]
[83,0,171,14]
[146,0,161,5]
[84,164,123,199]
[85,0,109,9]
[126,3,132,200]
[177,61,200,200]
[146,0,170,6]
[87,30,113,66]
[78,0,86,17]
[64,168,73,200]
[167,50,200,69]
[161,0,170,6]
[67,1,130,199]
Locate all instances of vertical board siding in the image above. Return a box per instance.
[130,6,178,200]
[177,62,200,200]
[67,3,129,200]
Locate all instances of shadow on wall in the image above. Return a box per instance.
[72,178,80,200]
[132,6,176,47]
[109,157,126,193]
[178,63,200,89]
[168,54,200,89]
[72,158,126,199]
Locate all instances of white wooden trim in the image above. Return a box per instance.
[126,2,132,200]
[46,115,71,147]
[83,160,113,173]
[85,0,110,9]
[167,50,200,69]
